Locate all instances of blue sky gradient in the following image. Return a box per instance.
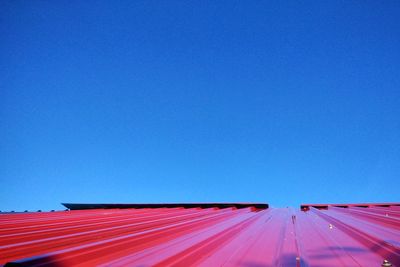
[1,1,400,211]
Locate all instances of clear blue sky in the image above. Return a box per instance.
[1,1,399,211]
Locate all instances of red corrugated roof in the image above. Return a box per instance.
[0,203,399,266]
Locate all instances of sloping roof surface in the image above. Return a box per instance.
[0,203,399,266]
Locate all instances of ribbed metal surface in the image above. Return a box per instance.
[1,204,399,266]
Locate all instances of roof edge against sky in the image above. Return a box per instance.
[62,202,269,210]
[301,202,400,211]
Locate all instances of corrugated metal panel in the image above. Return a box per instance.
[0,203,399,266]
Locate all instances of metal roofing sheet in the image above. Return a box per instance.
[0,203,399,266]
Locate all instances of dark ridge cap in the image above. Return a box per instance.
[62,202,269,210]
[300,202,400,211]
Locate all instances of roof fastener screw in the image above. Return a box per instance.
[329,224,333,229]
[382,259,392,267]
